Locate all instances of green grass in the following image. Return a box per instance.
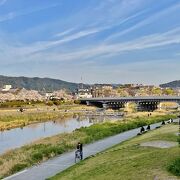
[10,163,28,174]
[77,114,176,143]
[49,124,180,180]
[168,157,180,176]
[0,114,176,178]
[0,100,43,108]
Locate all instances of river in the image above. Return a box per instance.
[0,115,121,155]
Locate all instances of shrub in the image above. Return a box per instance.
[31,152,43,161]
[77,115,176,143]
[0,100,26,108]
[177,136,180,145]
[168,158,180,176]
[10,163,28,174]
[46,101,54,106]
[74,100,80,104]
[53,100,61,106]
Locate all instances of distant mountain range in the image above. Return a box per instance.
[160,80,180,88]
[0,75,122,92]
[3,75,178,92]
[0,75,80,92]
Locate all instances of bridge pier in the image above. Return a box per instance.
[102,103,108,109]
[86,101,91,106]
[137,101,159,111]
[107,101,125,110]
[159,102,162,110]
[177,101,180,105]
[177,101,180,110]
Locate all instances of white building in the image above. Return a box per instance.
[2,85,12,92]
[76,88,92,99]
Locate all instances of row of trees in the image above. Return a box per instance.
[115,87,177,97]
[87,85,178,98]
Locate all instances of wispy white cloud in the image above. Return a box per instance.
[0,25,179,66]
[0,27,106,62]
[55,28,75,38]
[27,27,180,62]
[51,28,101,45]
[0,0,7,6]
[12,28,104,55]
[1,25,180,66]
[1,1,180,66]
[0,0,147,52]
[106,2,180,41]
[0,3,60,23]
[94,0,146,18]
[8,9,148,55]
[0,0,180,83]
[0,12,15,22]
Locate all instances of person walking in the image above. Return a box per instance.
[77,142,83,160]
[140,126,145,133]
[146,125,151,131]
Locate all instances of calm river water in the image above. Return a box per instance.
[0,115,121,154]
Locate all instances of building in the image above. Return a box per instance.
[90,84,118,98]
[45,92,54,100]
[76,88,92,99]
[1,85,12,92]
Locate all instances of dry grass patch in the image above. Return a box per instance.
[140,140,178,148]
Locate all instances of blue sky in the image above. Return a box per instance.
[0,0,180,85]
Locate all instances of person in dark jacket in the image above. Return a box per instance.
[77,142,83,160]
[146,125,151,131]
[140,126,145,133]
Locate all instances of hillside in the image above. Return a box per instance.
[160,80,180,88]
[0,75,79,92]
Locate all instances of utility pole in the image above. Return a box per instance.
[81,76,83,89]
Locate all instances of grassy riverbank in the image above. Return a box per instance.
[0,111,79,131]
[0,114,176,179]
[50,124,180,180]
[0,105,95,131]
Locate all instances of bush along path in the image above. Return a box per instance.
[3,115,177,180]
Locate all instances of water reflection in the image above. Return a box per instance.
[0,115,121,154]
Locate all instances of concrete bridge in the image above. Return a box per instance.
[80,96,180,111]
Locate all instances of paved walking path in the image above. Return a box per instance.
[4,119,178,180]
